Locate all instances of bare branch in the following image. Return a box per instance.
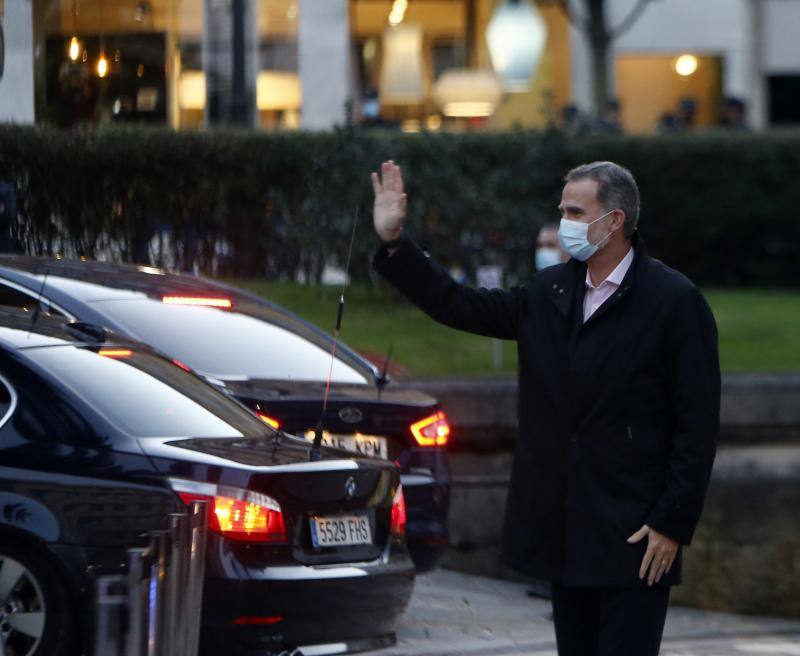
[610,0,656,39]
[550,0,591,32]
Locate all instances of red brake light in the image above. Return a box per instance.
[98,348,133,358]
[161,296,233,309]
[232,616,283,626]
[391,485,406,536]
[172,358,191,372]
[174,482,286,543]
[410,411,450,447]
[256,411,280,430]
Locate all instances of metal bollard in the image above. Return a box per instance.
[184,501,208,656]
[164,512,190,656]
[95,501,208,656]
[148,530,170,656]
[94,575,128,656]
[126,548,148,656]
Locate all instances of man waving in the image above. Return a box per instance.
[371,159,720,656]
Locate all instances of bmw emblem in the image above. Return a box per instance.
[345,476,357,500]
[339,407,363,424]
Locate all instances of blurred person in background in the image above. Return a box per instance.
[535,223,568,271]
[594,99,624,135]
[559,104,591,138]
[719,97,750,131]
[370,159,720,656]
[359,88,397,129]
[676,97,698,132]
[0,180,15,252]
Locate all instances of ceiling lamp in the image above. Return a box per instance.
[96,52,109,78]
[68,36,81,62]
[67,0,81,62]
[486,0,547,93]
[675,54,699,77]
[388,0,409,26]
[379,24,424,104]
[257,72,302,111]
[432,69,503,117]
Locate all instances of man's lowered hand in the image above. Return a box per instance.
[628,524,678,586]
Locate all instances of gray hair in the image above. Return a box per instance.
[565,161,640,238]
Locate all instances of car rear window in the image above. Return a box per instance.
[24,345,272,439]
[90,298,370,384]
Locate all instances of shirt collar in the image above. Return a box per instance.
[585,247,635,290]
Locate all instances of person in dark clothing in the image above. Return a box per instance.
[719,97,750,131]
[0,181,16,253]
[370,160,720,656]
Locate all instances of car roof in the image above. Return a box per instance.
[0,307,135,351]
[0,255,379,378]
[0,255,230,302]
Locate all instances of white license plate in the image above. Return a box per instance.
[303,431,388,459]
[310,515,372,547]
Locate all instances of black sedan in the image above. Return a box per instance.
[0,310,414,656]
[0,256,451,571]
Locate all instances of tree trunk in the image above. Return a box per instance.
[585,0,611,115]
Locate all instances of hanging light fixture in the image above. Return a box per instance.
[97,52,109,77]
[67,1,81,62]
[388,0,409,26]
[432,69,503,117]
[379,23,424,104]
[486,0,547,93]
[96,0,108,77]
[68,36,81,62]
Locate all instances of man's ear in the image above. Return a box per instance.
[612,209,626,232]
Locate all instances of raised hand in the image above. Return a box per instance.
[371,160,407,242]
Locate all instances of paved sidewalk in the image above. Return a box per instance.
[365,569,800,656]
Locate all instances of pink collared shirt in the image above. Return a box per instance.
[583,248,634,322]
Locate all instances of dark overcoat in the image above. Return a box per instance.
[374,233,720,587]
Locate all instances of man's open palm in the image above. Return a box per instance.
[371,160,407,242]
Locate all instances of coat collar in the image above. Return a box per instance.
[548,232,645,321]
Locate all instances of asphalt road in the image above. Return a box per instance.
[365,569,800,656]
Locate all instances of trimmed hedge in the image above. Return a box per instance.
[0,125,798,286]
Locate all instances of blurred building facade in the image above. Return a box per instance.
[0,0,798,132]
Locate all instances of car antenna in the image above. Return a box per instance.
[310,206,360,462]
[376,344,393,399]
[26,267,50,339]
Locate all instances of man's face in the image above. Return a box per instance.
[558,178,622,245]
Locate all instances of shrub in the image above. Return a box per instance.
[0,125,797,286]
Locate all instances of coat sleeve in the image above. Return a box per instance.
[373,237,522,340]
[645,285,720,545]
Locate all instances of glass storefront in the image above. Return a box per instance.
[349,0,571,132]
[32,0,571,132]
[34,0,300,129]
[18,1,790,133]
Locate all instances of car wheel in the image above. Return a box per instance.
[0,542,74,656]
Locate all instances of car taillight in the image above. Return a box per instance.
[161,296,233,309]
[410,411,450,447]
[232,616,283,626]
[169,479,286,543]
[256,411,280,430]
[391,485,406,536]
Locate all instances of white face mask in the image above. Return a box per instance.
[557,209,617,262]
[535,247,562,271]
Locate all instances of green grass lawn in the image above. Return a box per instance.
[233,281,800,378]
